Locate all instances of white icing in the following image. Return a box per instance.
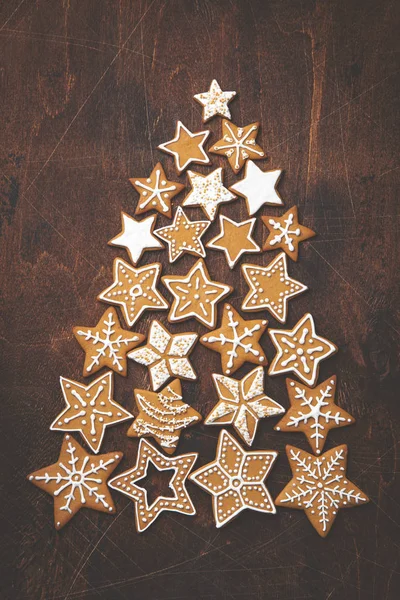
[134,169,178,213]
[183,168,236,221]
[207,215,260,269]
[267,212,301,252]
[154,206,210,262]
[194,79,236,122]
[230,161,283,215]
[212,123,265,172]
[158,121,210,173]
[108,213,163,265]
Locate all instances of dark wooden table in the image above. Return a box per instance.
[1,1,399,598]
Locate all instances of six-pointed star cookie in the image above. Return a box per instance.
[73,307,145,377]
[98,259,168,327]
[275,376,355,454]
[108,213,163,265]
[50,371,133,453]
[268,313,338,386]
[210,120,265,174]
[182,167,236,221]
[109,438,197,532]
[205,367,284,446]
[28,434,122,529]
[200,304,268,375]
[128,320,198,390]
[241,252,308,323]
[230,160,284,215]
[154,206,210,263]
[162,259,232,328]
[190,429,277,528]
[262,206,316,261]
[207,215,260,269]
[275,444,369,537]
[158,121,211,174]
[194,79,236,122]
[129,162,184,218]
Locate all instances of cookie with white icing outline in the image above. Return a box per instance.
[158,121,211,174]
[207,215,260,269]
[154,206,210,263]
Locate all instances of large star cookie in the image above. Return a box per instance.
[154,207,210,263]
[98,259,168,327]
[230,160,283,215]
[205,367,284,446]
[210,120,265,174]
[241,252,308,323]
[162,259,232,328]
[194,79,236,122]
[207,215,260,269]
[129,162,184,218]
[190,429,277,528]
[262,206,316,261]
[268,313,337,386]
[50,371,133,453]
[158,121,211,174]
[109,439,197,532]
[108,213,163,265]
[275,377,355,454]
[27,434,122,529]
[200,304,268,375]
[275,445,369,537]
[128,320,198,390]
[182,167,236,221]
[127,379,202,454]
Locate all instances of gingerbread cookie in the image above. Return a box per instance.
[108,213,163,265]
[27,434,122,529]
[162,259,232,329]
[194,79,236,122]
[268,313,337,386]
[209,120,265,174]
[230,161,283,215]
[262,206,316,261]
[109,438,197,532]
[182,167,236,221]
[158,121,211,174]
[98,259,168,327]
[154,207,210,263]
[190,429,277,528]
[275,377,355,454]
[207,215,260,269]
[241,252,308,323]
[200,304,267,375]
[205,367,284,446]
[129,162,184,218]
[275,445,369,537]
[127,379,202,454]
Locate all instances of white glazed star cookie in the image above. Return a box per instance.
[108,213,163,265]
[182,167,236,221]
[230,160,283,215]
[194,79,236,122]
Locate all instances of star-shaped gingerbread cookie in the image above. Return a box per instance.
[154,207,210,263]
[108,213,163,265]
[182,167,236,221]
[262,206,316,261]
[207,215,260,269]
[210,120,265,174]
[194,79,236,122]
[230,161,283,215]
[200,304,268,375]
[129,162,184,218]
[158,121,211,174]
[190,429,277,528]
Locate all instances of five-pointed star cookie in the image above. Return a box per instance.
[109,438,197,532]
[275,376,355,454]
[182,167,236,221]
[129,162,184,218]
[205,367,284,446]
[128,320,198,390]
[28,434,122,529]
[230,160,284,215]
[190,429,277,528]
[162,259,232,328]
[268,313,338,386]
[154,207,210,263]
[207,215,260,269]
[98,259,168,327]
[127,379,202,454]
[200,304,268,375]
[194,79,236,122]
[275,445,369,537]
[108,213,163,265]
[210,120,265,174]
[262,206,316,261]
[158,121,211,174]
[50,371,133,453]
[241,252,308,323]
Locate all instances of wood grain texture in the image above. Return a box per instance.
[1,0,399,598]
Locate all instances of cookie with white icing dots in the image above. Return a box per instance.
[210,120,265,174]
[129,162,184,219]
[154,206,210,263]
[194,79,236,122]
[182,167,236,221]
[207,215,260,269]
[158,121,211,174]
[262,206,316,261]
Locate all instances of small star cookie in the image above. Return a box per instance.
[190,429,277,528]
[210,120,265,174]
[158,121,211,174]
[230,160,283,215]
[241,252,308,323]
[207,215,260,269]
[154,207,210,263]
[262,206,316,261]
[129,162,184,218]
[108,213,163,265]
[194,79,236,122]
[98,259,168,327]
[268,313,338,386]
[200,304,268,375]
[182,167,236,221]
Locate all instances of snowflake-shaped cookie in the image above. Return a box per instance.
[230,161,283,215]
[158,121,211,174]
[207,215,260,269]
[154,207,210,263]
[182,167,236,221]
[210,120,265,174]
[262,206,316,261]
[194,79,236,122]
[129,162,184,218]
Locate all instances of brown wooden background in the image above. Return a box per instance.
[1,1,399,598]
